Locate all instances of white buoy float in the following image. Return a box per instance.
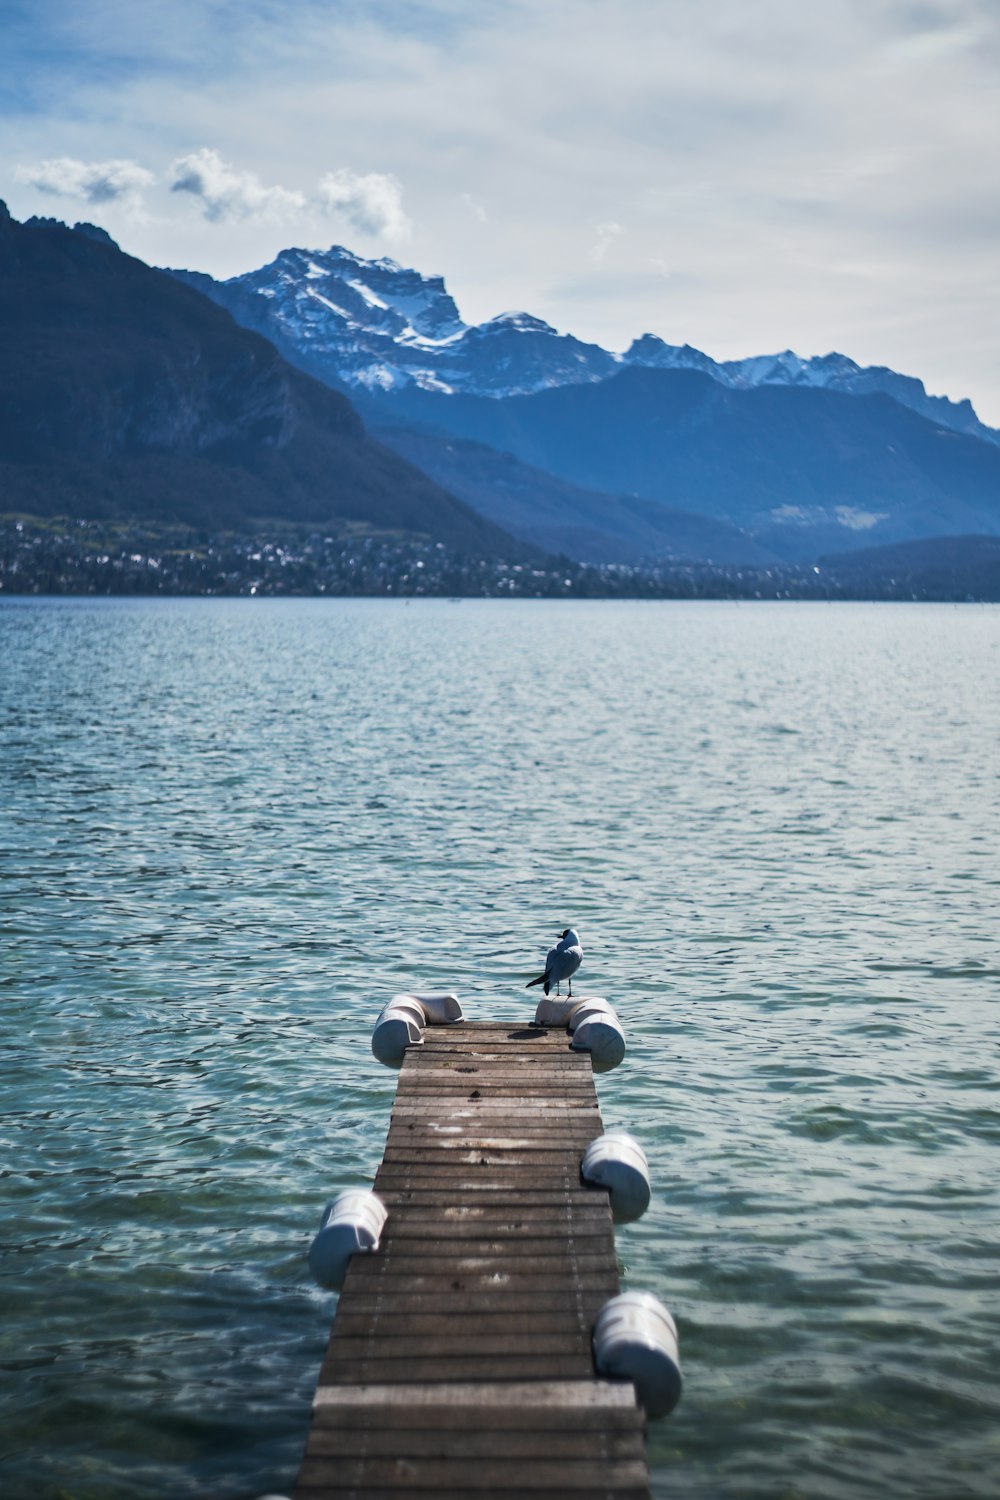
[308,1189,388,1290]
[567,997,616,1030]
[570,1000,626,1072]
[532,995,583,1027]
[371,997,426,1067]
[580,1130,651,1223]
[403,991,464,1024]
[592,1291,682,1418]
[371,992,465,1067]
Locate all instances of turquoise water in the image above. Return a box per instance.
[1,597,998,1500]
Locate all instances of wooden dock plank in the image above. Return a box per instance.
[294,1022,649,1500]
[297,1456,650,1489]
[302,1428,644,1459]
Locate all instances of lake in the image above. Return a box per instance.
[1,597,998,1499]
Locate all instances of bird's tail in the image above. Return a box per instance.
[525,973,547,989]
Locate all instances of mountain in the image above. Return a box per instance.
[376,425,778,565]
[0,206,522,556]
[371,368,1000,560]
[162,242,1000,564]
[625,338,998,448]
[171,246,617,398]
[168,244,1000,445]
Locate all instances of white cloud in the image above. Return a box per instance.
[462,192,488,223]
[316,169,412,242]
[591,221,624,264]
[14,156,154,205]
[169,148,305,222]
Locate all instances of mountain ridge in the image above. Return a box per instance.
[167,241,999,445]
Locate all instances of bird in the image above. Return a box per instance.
[526,928,583,997]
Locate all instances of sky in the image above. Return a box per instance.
[4,0,1000,422]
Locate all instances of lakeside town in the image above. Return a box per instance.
[3,517,997,602]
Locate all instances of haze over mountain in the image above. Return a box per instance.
[169,243,1000,564]
[0,207,521,557]
[376,369,1000,562]
[378,425,779,566]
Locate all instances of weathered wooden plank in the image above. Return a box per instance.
[344,1240,615,1263]
[331,1310,599,1338]
[371,1174,600,1191]
[392,1115,598,1129]
[313,1379,637,1409]
[391,1093,596,1105]
[337,1288,618,1316]
[391,1105,598,1117]
[297,1456,650,1490]
[337,1273,622,1298]
[375,1191,607,1209]
[320,1350,593,1380]
[308,1410,642,1437]
[375,1205,610,1227]
[388,1121,600,1136]
[318,1354,596,1384]
[384,1138,597,1155]
[381,1152,596,1169]
[323,1331,593,1359]
[372,1190,608,1209]
[380,1223,612,1244]
[297,1488,650,1500]
[302,1427,644,1459]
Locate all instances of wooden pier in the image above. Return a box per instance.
[293,1020,651,1499]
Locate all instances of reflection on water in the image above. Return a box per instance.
[1,598,998,1499]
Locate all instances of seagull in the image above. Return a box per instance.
[526,928,583,997]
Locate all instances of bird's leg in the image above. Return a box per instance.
[568,978,573,997]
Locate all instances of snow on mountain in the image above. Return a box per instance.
[172,245,999,443]
[212,245,613,398]
[622,336,998,445]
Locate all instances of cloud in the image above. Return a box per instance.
[14,156,154,206]
[591,221,624,264]
[462,192,488,223]
[169,148,305,222]
[316,169,412,242]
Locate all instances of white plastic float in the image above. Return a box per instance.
[371,991,465,1067]
[592,1291,682,1418]
[531,994,583,1027]
[567,997,616,1029]
[371,997,425,1067]
[308,1188,388,1290]
[406,991,464,1024]
[531,994,627,1073]
[569,999,626,1073]
[580,1129,651,1223]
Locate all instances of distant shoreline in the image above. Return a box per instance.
[3,517,999,604]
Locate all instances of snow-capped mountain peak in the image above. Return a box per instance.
[231,244,466,349]
[484,311,558,334]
